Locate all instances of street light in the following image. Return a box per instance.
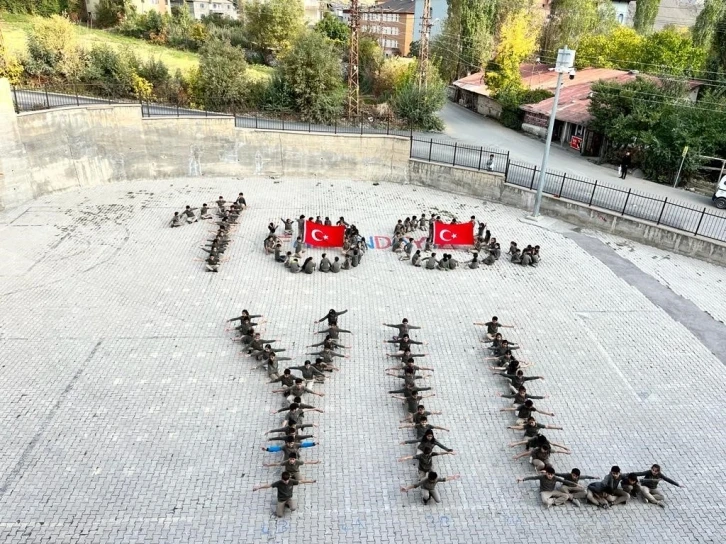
[531,46,576,218]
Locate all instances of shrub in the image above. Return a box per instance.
[24,14,85,81]
[391,63,446,130]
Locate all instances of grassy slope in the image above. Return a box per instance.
[0,13,273,81]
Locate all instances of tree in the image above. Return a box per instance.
[314,12,349,45]
[359,36,383,94]
[641,27,705,76]
[485,8,541,93]
[693,0,726,75]
[81,44,137,96]
[588,77,726,183]
[24,14,85,81]
[279,30,344,122]
[633,0,660,34]
[95,0,134,28]
[195,39,251,111]
[543,0,614,52]
[373,56,414,98]
[245,0,304,54]
[391,63,447,130]
[575,26,643,70]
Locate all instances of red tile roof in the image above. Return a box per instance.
[520,73,637,125]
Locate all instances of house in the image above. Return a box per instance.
[175,0,239,20]
[519,65,703,155]
[352,0,416,56]
[453,64,703,156]
[87,0,170,20]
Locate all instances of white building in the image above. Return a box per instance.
[176,0,239,20]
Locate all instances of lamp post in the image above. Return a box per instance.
[531,46,576,218]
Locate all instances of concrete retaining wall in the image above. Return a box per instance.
[1,78,724,266]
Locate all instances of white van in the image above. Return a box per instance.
[714,176,726,209]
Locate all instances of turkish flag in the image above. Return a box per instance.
[303,220,346,247]
[432,221,475,246]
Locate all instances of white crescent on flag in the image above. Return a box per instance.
[439,229,453,242]
[311,229,324,241]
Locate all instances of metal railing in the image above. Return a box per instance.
[10,84,726,243]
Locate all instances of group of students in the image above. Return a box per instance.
[263,216,368,274]
[479,317,684,509]
[169,193,247,272]
[381,319,461,504]
[391,214,542,269]
[245,308,352,517]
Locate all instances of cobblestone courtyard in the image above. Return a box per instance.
[0,177,724,543]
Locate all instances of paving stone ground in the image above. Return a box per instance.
[0,177,724,544]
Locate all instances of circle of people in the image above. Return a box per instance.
[169,193,248,273]
[264,216,367,273]
[478,317,683,509]
[392,214,542,268]
[229,308,351,517]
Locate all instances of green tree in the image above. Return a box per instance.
[641,27,705,76]
[95,0,135,29]
[486,8,541,93]
[588,77,726,182]
[575,26,643,70]
[195,39,251,111]
[391,63,447,130]
[543,0,614,52]
[279,30,344,122]
[633,0,660,34]
[24,14,85,80]
[693,0,726,75]
[359,36,383,94]
[314,12,349,45]
[245,0,304,54]
[373,56,414,98]
[81,44,137,96]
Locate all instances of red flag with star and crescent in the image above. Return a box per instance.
[303,220,346,247]
[432,221,475,246]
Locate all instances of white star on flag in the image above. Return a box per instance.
[451,233,457,238]
[323,235,329,240]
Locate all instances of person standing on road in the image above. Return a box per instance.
[620,151,632,179]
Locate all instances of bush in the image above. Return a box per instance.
[373,56,413,99]
[81,44,136,96]
[0,0,62,16]
[24,14,85,81]
[494,86,553,130]
[391,63,446,130]
[95,0,134,29]
[194,39,252,112]
[137,57,170,90]
[279,30,344,122]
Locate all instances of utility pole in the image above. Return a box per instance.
[347,0,360,119]
[418,0,432,88]
[531,46,576,218]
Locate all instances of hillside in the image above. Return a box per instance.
[0,13,273,82]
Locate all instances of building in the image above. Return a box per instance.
[355,0,416,56]
[175,0,239,20]
[453,64,702,156]
[654,0,704,30]
[87,0,170,19]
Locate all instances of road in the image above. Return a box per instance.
[438,102,715,209]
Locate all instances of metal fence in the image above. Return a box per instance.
[410,137,509,174]
[504,160,726,242]
[10,85,726,243]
